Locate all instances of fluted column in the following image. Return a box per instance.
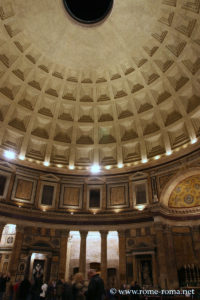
[9,225,24,279]
[165,225,179,288]
[58,230,69,279]
[101,231,108,284]
[118,230,126,284]
[0,222,5,243]
[79,231,88,278]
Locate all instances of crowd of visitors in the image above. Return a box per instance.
[0,269,107,300]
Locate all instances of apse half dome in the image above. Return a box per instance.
[63,0,114,24]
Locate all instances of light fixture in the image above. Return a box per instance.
[91,164,101,174]
[166,150,172,156]
[105,165,111,170]
[19,155,25,160]
[118,163,124,168]
[142,158,148,164]
[4,150,16,160]
[155,155,160,160]
[136,205,146,211]
[43,161,50,167]
[69,165,75,170]
[191,138,197,144]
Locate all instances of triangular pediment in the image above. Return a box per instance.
[40,173,60,182]
[0,161,15,172]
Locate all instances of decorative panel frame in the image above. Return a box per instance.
[11,175,37,204]
[38,181,57,208]
[0,170,11,200]
[107,182,129,208]
[60,184,83,209]
[132,179,149,207]
[87,185,103,209]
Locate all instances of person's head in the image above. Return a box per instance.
[87,269,96,280]
[73,272,84,283]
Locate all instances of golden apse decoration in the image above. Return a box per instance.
[169,175,200,208]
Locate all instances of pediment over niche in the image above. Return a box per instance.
[0,161,15,172]
[39,173,60,182]
[130,172,148,180]
[85,177,106,184]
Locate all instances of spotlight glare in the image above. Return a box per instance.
[69,165,75,170]
[137,205,146,211]
[91,164,100,174]
[191,138,197,144]
[19,155,25,160]
[118,163,124,168]
[155,155,160,160]
[105,165,111,170]
[43,161,50,167]
[4,150,16,160]
[166,150,172,156]
[142,158,148,164]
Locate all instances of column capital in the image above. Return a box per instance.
[60,229,70,237]
[0,222,6,228]
[192,225,200,232]
[118,229,126,238]
[164,224,172,233]
[80,231,88,238]
[16,224,24,233]
[100,230,108,237]
[154,222,164,231]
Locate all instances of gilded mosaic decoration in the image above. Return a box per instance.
[169,176,200,208]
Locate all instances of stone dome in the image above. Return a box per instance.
[0,0,199,174]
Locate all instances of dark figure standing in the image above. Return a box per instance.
[0,273,10,300]
[130,281,140,300]
[85,269,105,300]
[62,280,73,300]
[18,277,31,300]
[56,279,64,300]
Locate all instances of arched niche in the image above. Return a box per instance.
[160,167,200,208]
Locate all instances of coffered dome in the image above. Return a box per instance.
[0,0,199,173]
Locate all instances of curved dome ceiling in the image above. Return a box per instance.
[0,0,199,172]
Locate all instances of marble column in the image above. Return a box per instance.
[101,231,108,285]
[154,223,168,289]
[165,225,179,288]
[58,230,69,280]
[152,253,158,287]
[0,222,5,243]
[79,231,88,278]
[118,230,126,284]
[9,225,24,279]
